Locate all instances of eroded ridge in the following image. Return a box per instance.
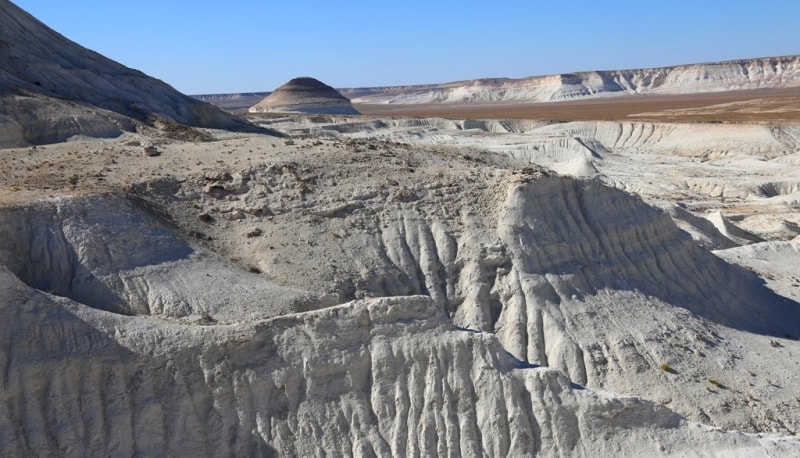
[2,283,796,456]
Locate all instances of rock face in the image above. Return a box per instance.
[146,135,800,435]
[249,77,360,114]
[346,55,800,104]
[0,267,795,456]
[1,124,799,454]
[0,194,313,319]
[0,0,263,147]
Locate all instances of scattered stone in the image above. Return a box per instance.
[144,146,160,157]
[310,202,363,218]
[203,183,226,198]
[204,170,232,181]
[196,312,217,325]
[389,187,418,202]
[225,210,246,221]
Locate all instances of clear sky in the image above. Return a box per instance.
[12,0,800,95]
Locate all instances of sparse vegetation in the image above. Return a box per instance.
[659,363,672,372]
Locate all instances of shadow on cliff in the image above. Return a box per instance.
[502,177,800,337]
[0,267,279,456]
[0,193,194,315]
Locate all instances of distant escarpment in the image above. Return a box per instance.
[0,0,265,147]
[249,77,360,115]
[344,55,800,104]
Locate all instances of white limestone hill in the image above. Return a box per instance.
[0,0,265,147]
[345,55,800,104]
[132,149,800,436]
[249,77,360,115]
[0,194,317,319]
[1,122,799,454]
[715,241,800,304]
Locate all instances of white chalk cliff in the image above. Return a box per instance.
[346,55,800,104]
[0,191,795,456]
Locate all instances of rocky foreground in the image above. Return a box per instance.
[1,118,799,455]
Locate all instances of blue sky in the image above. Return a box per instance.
[13,0,800,94]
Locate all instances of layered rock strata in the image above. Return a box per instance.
[250,77,360,115]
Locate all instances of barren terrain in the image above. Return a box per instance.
[2,104,800,455]
[356,87,800,123]
[2,2,800,454]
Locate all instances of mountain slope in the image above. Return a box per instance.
[0,0,263,146]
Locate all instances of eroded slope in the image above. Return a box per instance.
[120,133,800,435]
[2,274,796,456]
[1,119,799,453]
[0,0,263,146]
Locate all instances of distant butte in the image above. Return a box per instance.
[249,77,360,115]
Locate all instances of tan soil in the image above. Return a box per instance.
[356,88,800,123]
